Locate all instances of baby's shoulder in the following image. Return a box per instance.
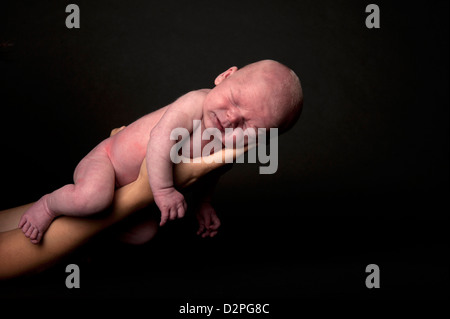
[180,89,209,103]
[169,89,210,115]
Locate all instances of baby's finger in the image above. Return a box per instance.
[209,230,218,237]
[203,213,211,229]
[209,215,221,230]
[201,229,211,238]
[160,211,169,226]
[197,223,205,235]
[177,204,185,219]
[169,207,177,220]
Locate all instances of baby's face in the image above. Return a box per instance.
[202,68,283,139]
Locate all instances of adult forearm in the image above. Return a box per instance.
[0,148,240,280]
[0,172,149,279]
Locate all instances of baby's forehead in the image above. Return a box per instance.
[235,60,302,130]
[252,99,289,128]
[236,75,282,98]
[241,67,289,90]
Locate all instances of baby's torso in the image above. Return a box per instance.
[104,89,219,187]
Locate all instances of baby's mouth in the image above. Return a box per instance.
[211,112,224,131]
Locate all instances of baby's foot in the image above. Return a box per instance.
[18,195,55,244]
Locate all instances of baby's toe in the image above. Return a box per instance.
[30,227,39,240]
[25,225,35,238]
[18,216,27,228]
[21,220,31,233]
[31,232,43,244]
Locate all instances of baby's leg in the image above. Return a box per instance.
[19,144,116,244]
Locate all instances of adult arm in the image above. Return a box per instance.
[0,146,243,279]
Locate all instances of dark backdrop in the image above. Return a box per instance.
[0,0,448,305]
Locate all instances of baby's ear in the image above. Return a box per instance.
[214,66,238,85]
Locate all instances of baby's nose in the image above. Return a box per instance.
[226,109,242,128]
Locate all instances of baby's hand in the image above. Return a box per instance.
[153,188,187,226]
[195,202,221,238]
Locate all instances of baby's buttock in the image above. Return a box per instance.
[101,106,167,187]
[105,134,147,187]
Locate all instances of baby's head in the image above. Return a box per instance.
[203,59,303,140]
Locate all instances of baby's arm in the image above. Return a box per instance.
[194,175,220,238]
[147,91,205,226]
[194,164,232,237]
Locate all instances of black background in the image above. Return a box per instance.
[0,0,448,306]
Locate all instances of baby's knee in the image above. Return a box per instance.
[74,185,114,213]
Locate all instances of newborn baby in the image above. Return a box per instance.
[19,59,303,244]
